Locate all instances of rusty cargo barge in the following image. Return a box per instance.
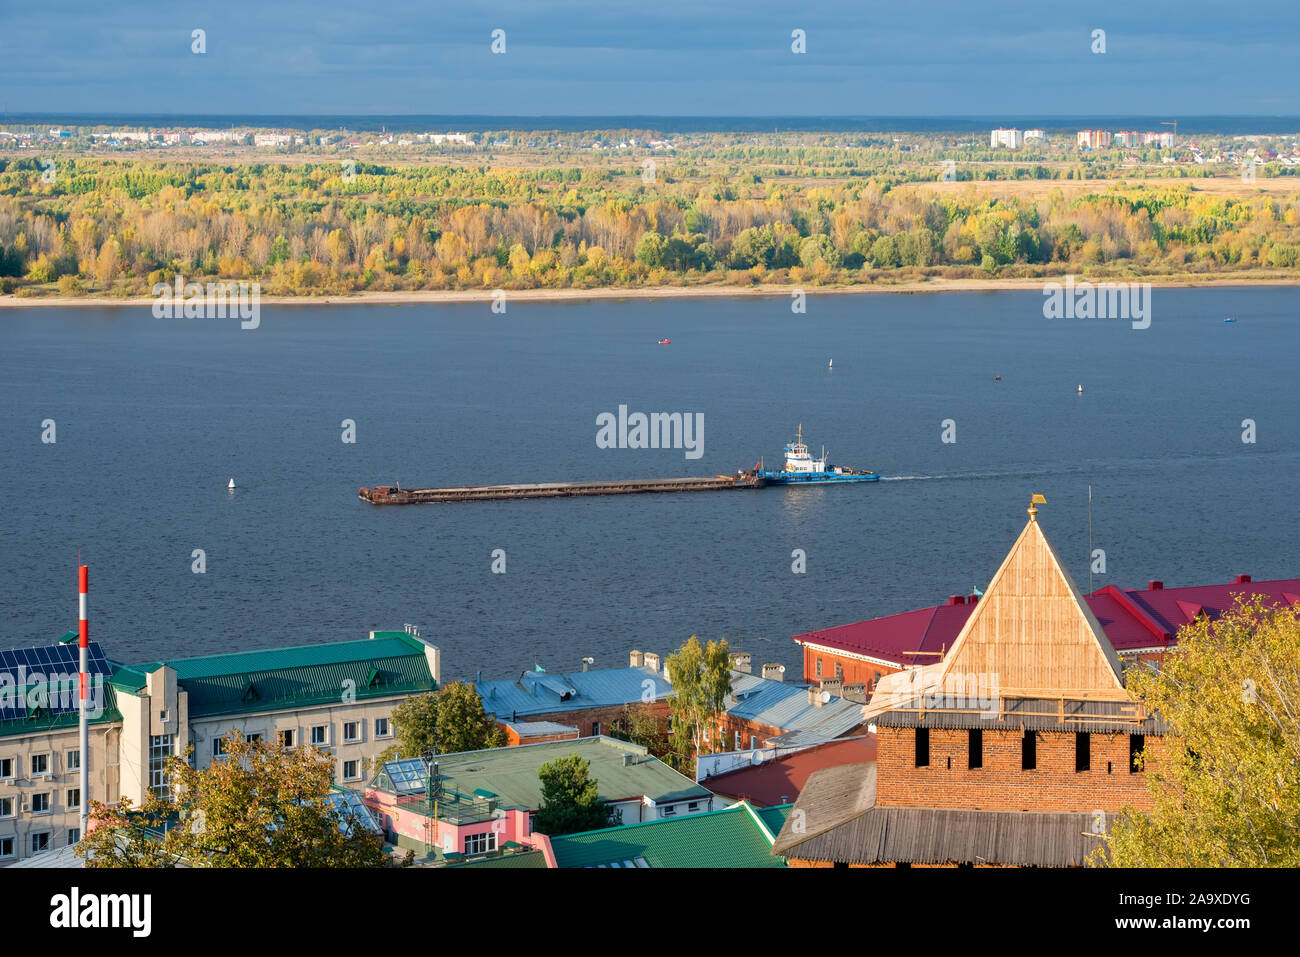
[360,471,765,504]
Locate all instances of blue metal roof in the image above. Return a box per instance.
[475,666,671,720]
[725,672,866,741]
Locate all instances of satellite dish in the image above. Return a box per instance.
[819,690,831,703]
[750,751,762,766]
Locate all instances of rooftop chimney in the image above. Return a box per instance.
[1236,574,1252,584]
[948,595,966,606]
[761,663,786,682]
[967,594,979,605]
[819,677,843,698]
[1148,580,1164,591]
[629,650,643,668]
[643,652,661,673]
[581,656,594,672]
[730,651,752,674]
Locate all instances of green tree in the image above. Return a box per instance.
[437,681,507,754]
[532,753,620,836]
[665,636,733,766]
[79,731,387,867]
[377,682,506,766]
[1095,598,1300,867]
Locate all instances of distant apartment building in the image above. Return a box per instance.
[1114,131,1140,147]
[1,628,440,865]
[990,128,1024,149]
[1076,130,1112,149]
[1023,129,1044,141]
[253,132,293,147]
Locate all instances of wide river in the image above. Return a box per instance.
[2,288,1297,680]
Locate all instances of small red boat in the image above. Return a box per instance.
[658,338,671,345]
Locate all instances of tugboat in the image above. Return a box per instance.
[756,425,879,485]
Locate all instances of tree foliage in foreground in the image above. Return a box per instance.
[79,731,387,867]
[1096,597,1300,867]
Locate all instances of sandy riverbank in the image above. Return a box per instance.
[2,275,1296,308]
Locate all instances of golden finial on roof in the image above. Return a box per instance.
[1028,493,1047,521]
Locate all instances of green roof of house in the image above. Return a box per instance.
[444,850,549,869]
[757,804,793,835]
[549,801,787,868]
[0,684,123,739]
[372,735,711,825]
[119,631,436,718]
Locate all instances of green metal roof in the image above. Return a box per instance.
[0,684,123,739]
[122,632,436,718]
[757,803,793,836]
[372,736,711,825]
[445,850,549,869]
[549,801,787,869]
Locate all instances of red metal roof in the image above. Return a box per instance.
[703,737,877,807]
[793,577,1300,665]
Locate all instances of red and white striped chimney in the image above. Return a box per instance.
[78,565,89,837]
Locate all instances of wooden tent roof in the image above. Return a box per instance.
[936,510,1127,700]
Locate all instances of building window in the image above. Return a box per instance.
[66,749,80,772]
[750,736,757,749]
[30,832,51,855]
[1075,732,1091,773]
[660,804,677,818]
[915,728,930,768]
[0,796,13,818]
[31,753,50,776]
[66,788,80,809]
[311,725,328,746]
[246,732,263,744]
[343,760,360,781]
[464,832,497,855]
[1022,729,1037,770]
[375,717,391,738]
[688,801,700,812]
[149,734,174,798]
[280,729,295,748]
[0,836,13,859]
[213,736,228,758]
[815,658,823,678]
[834,662,843,678]
[67,828,81,845]
[872,671,882,690]
[0,757,12,779]
[734,731,743,750]
[591,722,600,736]
[343,721,360,743]
[1129,734,1145,773]
[31,792,51,814]
[968,729,983,769]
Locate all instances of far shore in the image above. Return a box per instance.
[2,274,1297,308]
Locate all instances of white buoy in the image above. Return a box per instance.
[1077,384,1083,394]
[228,477,236,490]
[828,359,833,370]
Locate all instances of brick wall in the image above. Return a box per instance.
[802,646,901,689]
[875,726,1160,813]
[498,701,671,739]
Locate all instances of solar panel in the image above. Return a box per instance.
[0,641,113,722]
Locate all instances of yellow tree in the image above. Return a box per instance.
[1096,597,1300,867]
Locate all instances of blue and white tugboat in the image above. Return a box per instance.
[757,425,880,485]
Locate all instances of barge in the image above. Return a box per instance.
[360,472,764,504]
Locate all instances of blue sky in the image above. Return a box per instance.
[3,0,1298,117]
